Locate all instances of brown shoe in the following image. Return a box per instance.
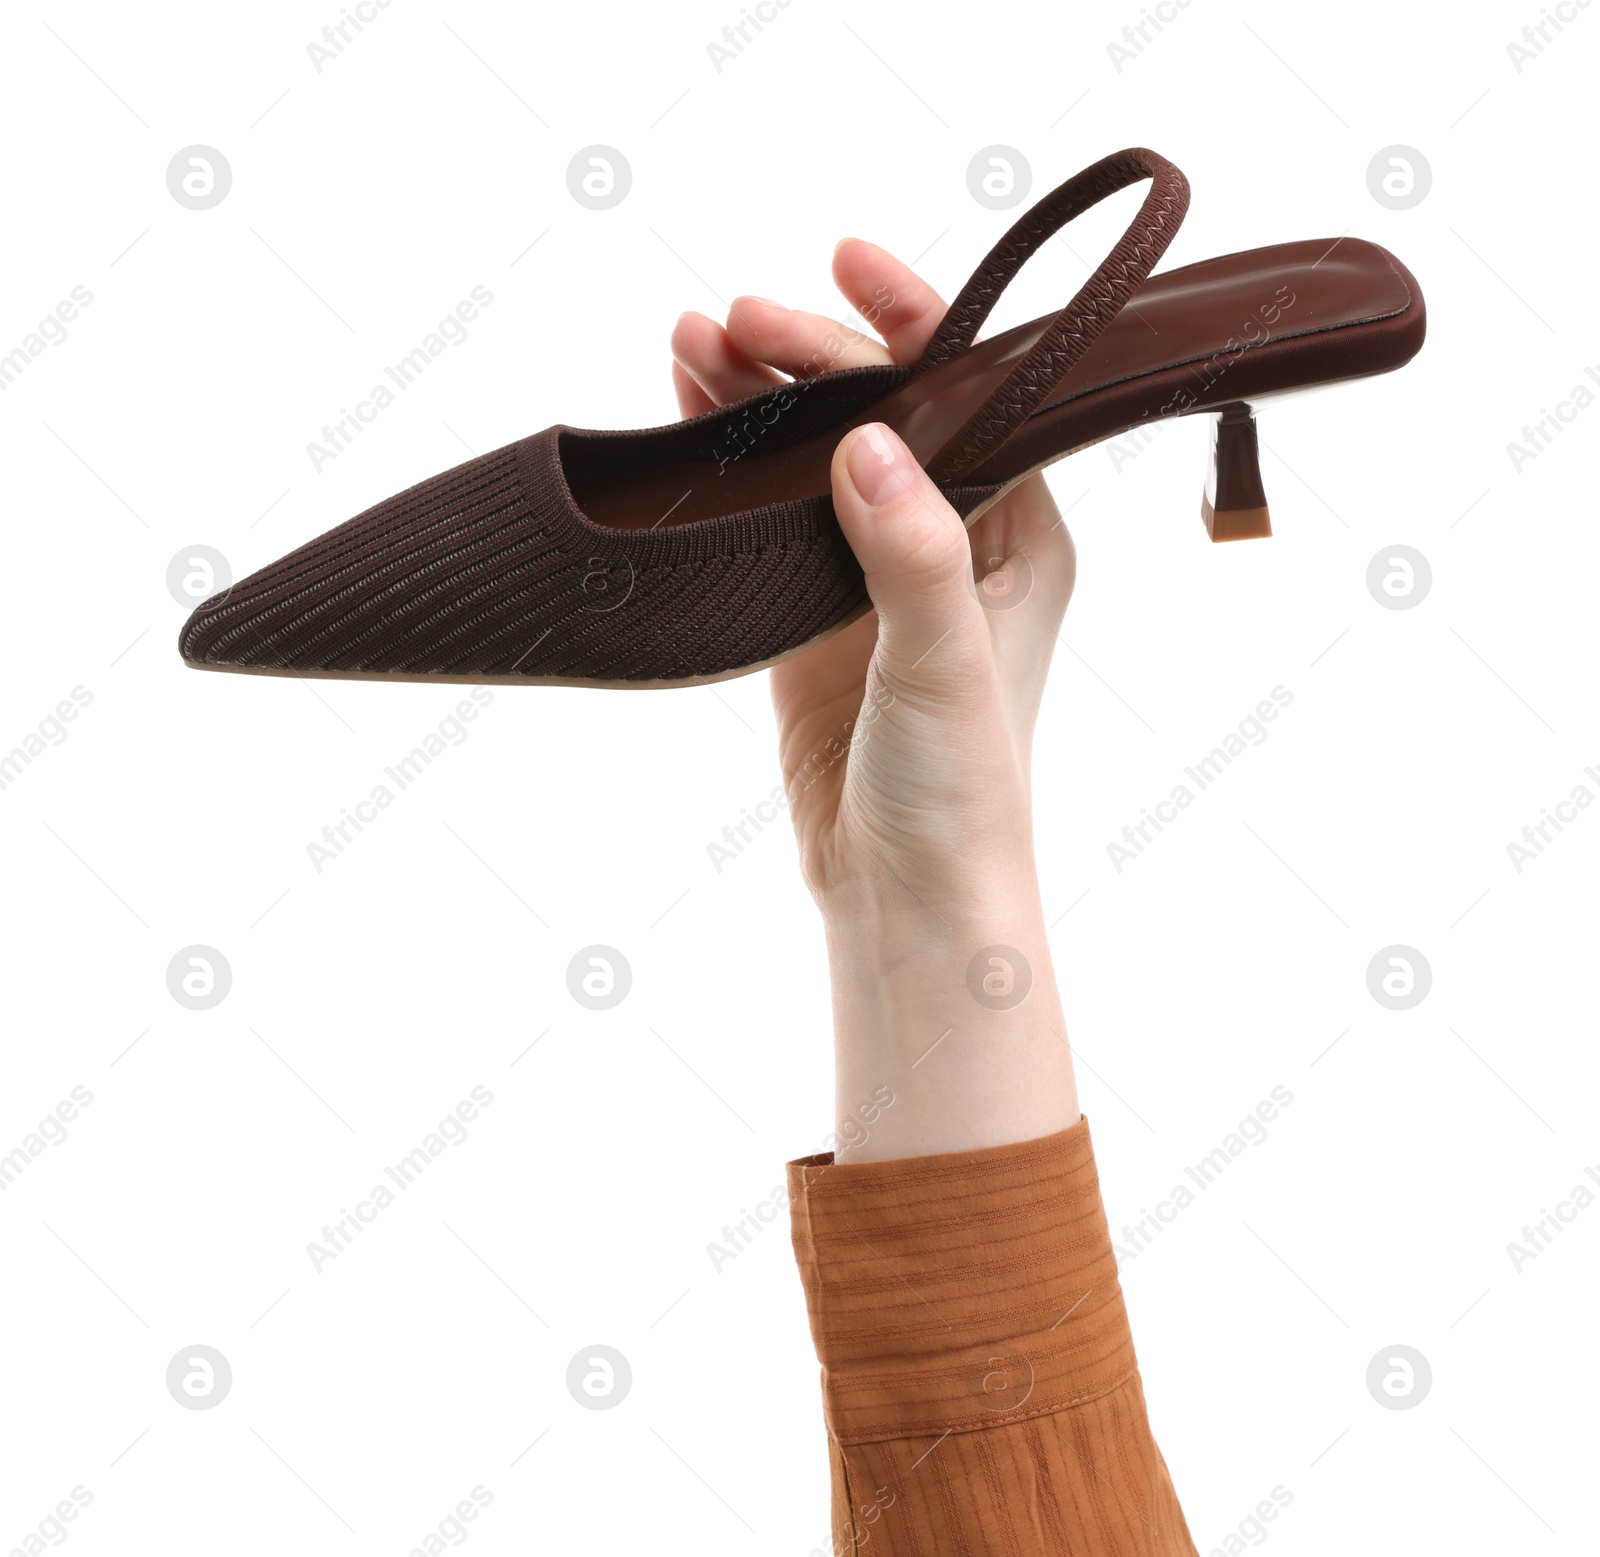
[179,148,1423,688]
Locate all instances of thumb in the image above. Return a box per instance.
[831,423,984,670]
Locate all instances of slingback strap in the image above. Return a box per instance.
[920,148,1190,484]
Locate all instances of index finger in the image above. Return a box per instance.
[831,238,949,363]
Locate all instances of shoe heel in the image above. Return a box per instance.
[1200,403,1271,542]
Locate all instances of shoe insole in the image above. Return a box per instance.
[570,238,1412,531]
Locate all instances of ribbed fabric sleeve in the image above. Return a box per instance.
[787,1117,1197,1556]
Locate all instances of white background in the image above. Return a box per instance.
[1,0,1595,1553]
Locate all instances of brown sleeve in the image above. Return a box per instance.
[786,1116,1198,1556]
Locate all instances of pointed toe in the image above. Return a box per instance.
[180,441,540,678]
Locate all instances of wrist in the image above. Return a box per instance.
[822,886,1061,1050]
[820,870,1047,978]
[821,873,1078,1161]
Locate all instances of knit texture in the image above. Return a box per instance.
[788,1118,1198,1555]
[179,365,1001,683]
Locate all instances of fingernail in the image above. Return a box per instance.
[737,294,782,307]
[847,423,912,508]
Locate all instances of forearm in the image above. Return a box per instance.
[792,872,1197,1557]
[823,867,1079,1163]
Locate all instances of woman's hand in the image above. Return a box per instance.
[672,240,1080,1160]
